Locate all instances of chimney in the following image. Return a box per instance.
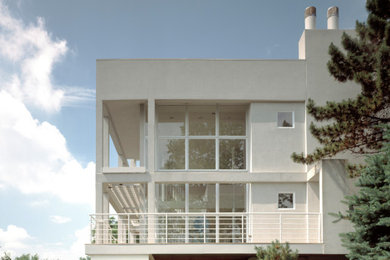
[304,6,316,30]
[327,6,339,29]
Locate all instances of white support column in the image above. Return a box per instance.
[147,99,155,172]
[147,182,155,243]
[139,104,145,167]
[103,117,110,168]
[118,215,128,244]
[102,191,110,244]
[95,182,104,244]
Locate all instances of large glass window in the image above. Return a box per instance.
[219,184,246,212]
[156,184,186,212]
[155,183,246,243]
[189,184,216,212]
[157,105,247,171]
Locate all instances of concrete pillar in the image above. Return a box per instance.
[147,99,155,172]
[103,117,110,168]
[147,182,155,243]
[117,215,128,244]
[139,104,146,167]
[304,6,316,30]
[327,6,339,30]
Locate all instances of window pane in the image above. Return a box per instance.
[158,139,185,169]
[278,193,294,209]
[158,106,185,136]
[189,139,215,169]
[156,184,186,212]
[189,106,216,136]
[219,184,246,212]
[189,184,216,212]
[219,107,246,136]
[277,112,293,127]
[219,139,246,169]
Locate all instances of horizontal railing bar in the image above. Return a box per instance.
[90,212,320,216]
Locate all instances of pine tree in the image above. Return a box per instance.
[334,126,390,259]
[292,0,390,168]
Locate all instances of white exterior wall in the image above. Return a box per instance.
[250,102,305,172]
[96,60,306,102]
[251,183,306,212]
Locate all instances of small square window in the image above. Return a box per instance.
[277,112,294,128]
[278,193,294,209]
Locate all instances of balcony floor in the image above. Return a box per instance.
[85,243,325,255]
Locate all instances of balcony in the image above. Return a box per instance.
[90,212,321,245]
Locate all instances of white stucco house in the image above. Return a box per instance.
[86,6,359,260]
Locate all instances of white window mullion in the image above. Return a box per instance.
[216,105,219,170]
[246,108,249,171]
[185,107,189,171]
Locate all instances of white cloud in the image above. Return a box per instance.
[0,0,95,112]
[0,2,94,258]
[0,225,90,260]
[29,199,50,208]
[0,225,31,251]
[0,91,95,205]
[49,215,71,224]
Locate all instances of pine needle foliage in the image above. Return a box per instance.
[333,126,390,259]
[292,0,390,168]
[255,240,298,260]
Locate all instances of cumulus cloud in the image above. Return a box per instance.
[0,1,94,112]
[29,199,50,208]
[0,2,94,258]
[0,225,90,260]
[0,0,95,206]
[0,225,31,251]
[0,91,95,205]
[49,215,72,224]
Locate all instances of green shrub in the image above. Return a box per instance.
[255,240,298,260]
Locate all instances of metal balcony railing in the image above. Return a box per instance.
[90,212,321,245]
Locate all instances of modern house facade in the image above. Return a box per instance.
[86,6,359,260]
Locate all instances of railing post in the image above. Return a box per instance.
[90,215,93,244]
[241,215,244,243]
[203,214,206,243]
[216,214,219,243]
[128,215,132,244]
[279,214,282,242]
[185,214,189,243]
[318,213,321,243]
[165,213,168,244]
[306,213,309,243]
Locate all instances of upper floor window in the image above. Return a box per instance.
[278,192,294,209]
[277,112,294,128]
[157,105,247,170]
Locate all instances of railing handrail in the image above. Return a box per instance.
[90,212,321,217]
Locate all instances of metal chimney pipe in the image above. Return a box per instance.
[305,6,316,30]
[327,6,339,29]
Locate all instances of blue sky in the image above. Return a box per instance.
[0,0,367,259]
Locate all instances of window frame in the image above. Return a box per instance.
[277,111,295,128]
[277,192,295,210]
[157,105,248,171]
